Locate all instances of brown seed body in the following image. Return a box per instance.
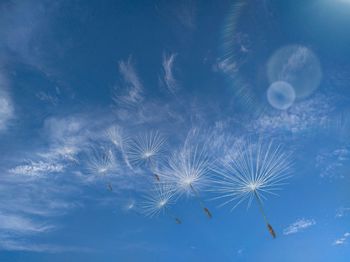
[267,224,276,238]
[204,207,212,219]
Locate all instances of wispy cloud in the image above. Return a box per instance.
[0,72,14,131]
[0,172,81,252]
[9,161,65,176]
[333,232,350,246]
[161,53,178,93]
[113,57,144,108]
[212,57,237,75]
[8,115,94,178]
[283,218,316,235]
[0,113,103,252]
[0,236,92,253]
[316,147,350,179]
[157,0,197,31]
[0,213,54,234]
[36,91,59,105]
[336,207,350,218]
[40,115,93,162]
[251,94,334,134]
[175,0,197,31]
[0,0,66,76]
[279,46,311,81]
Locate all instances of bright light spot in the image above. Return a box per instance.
[267,45,322,99]
[267,81,296,110]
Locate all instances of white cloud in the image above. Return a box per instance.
[251,94,333,134]
[336,207,350,218]
[175,0,197,31]
[280,46,310,81]
[39,114,96,163]
[0,236,91,253]
[283,218,316,235]
[113,57,144,108]
[161,53,178,93]
[333,232,350,246]
[316,148,350,179]
[157,0,197,31]
[0,1,62,75]
[212,57,237,75]
[36,91,58,105]
[0,73,14,131]
[0,172,81,252]
[9,161,65,176]
[8,115,92,177]
[0,213,54,234]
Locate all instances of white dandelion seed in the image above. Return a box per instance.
[212,138,293,238]
[125,199,136,211]
[121,199,139,214]
[126,131,166,180]
[86,146,117,190]
[141,184,181,224]
[106,125,124,149]
[158,144,213,219]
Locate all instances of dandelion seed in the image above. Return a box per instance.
[106,125,124,149]
[212,138,293,238]
[126,131,166,180]
[121,199,140,214]
[141,184,181,224]
[86,146,117,190]
[158,144,213,219]
[125,199,136,211]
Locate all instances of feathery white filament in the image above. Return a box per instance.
[126,131,166,167]
[141,184,176,218]
[212,138,292,210]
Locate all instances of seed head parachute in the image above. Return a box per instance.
[141,184,181,224]
[212,138,293,238]
[126,130,166,181]
[86,146,117,190]
[106,125,124,149]
[157,144,213,219]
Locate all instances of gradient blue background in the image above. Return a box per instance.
[0,0,349,261]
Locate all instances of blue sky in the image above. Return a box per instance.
[0,0,349,261]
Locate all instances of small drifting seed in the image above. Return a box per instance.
[153,173,160,181]
[267,224,276,239]
[204,207,212,219]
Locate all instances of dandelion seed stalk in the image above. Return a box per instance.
[190,184,212,219]
[165,206,182,224]
[253,190,276,238]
